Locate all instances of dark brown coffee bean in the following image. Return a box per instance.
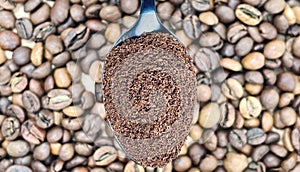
[33,142,50,161]
[252,145,269,162]
[22,90,40,113]
[277,72,296,92]
[6,104,25,122]
[61,25,90,50]
[235,37,254,57]
[1,117,20,141]
[260,88,279,109]
[31,61,51,79]
[183,14,201,39]
[247,128,266,145]
[51,0,69,25]
[229,129,247,148]
[47,126,63,143]
[85,4,102,18]
[30,3,50,25]
[188,143,206,165]
[21,119,46,144]
[215,5,235,24]
[0,10,15,29]
[6,165,32,172]
[0,30,20,51]
[29,79,44,97]
[227,22,248,43]
[263,153,281,168]
[24,0,41,12]
[32,22,56,42]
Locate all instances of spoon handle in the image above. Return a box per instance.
[140,0,156,13]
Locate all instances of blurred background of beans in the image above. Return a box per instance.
[0,0,300,171]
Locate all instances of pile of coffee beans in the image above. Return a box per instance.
[0,0,299,171]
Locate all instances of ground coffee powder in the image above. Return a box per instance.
[104,32,196,167]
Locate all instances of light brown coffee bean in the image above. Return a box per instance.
[281,152,297,171]
[199,155,218,172]
[6,140,30,157]
[191,0,213,12]
[6,165,32,172]
[173,156,192,172]
[157,1,174,20]
[21,120,46,144]
[105,23,121,43]
[261,111,273,132]
[235,4,262,26]
[215,5,235,24]
[199,11,218,26]
[239,96,262,119]
[264,40,286,59]
[100,5,121,22]
[224,152,248,172]
[59,143,74,161]
[227,22,248,43]
[220,58,242,71]
[270,144,288,158]
[280,107,297,127]
[9,72,28,93]
[292,36,300,58]
[242,52,265,70]
[45,35,64,55]
[196,84,211,102]
[199,103,221,128]
[277,72,296,92]
[283,128,294,152]
[259,22,278,40]
[93,146,117,166]
[54,68,71,88]
[221,78,244,100]
[260,88,279,109]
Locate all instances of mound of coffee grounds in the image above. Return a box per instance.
[104,32,196,167]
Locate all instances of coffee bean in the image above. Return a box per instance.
[224,152,248,172]
[100,5,121,22]
[22,90,40,113]
[235,37,254,57]
[264,40,286,59]
[30,3,50,25]
[239,96,262,119]
[62,118,83,131]
[24,0,41,12]
[219,102,235,128]
[227,22,248,43]
[221,78,244,100]
[62,25,90,50]
[236,4,262,26]
[195,47,219,72]
[105,23,121,43]
[265,132,280,144]
[270,144,288,158]
[199,32,222,49]
[54,67,71,88]
[263,153,281,168]
[215,5,235,24]
[242,52,265,70]
[277,72,296,92]
[191,0,213,12]
[199,11,218,26]
[93,146,117,166]
[32,22,56,42]
[261,111,273,132]
[15,18,33,40]
[220,58,242,71]
[9,72,27,93]
[157,2,174,20]
[50,0,69,25]
[247,128,266,145]
[283,128,294,152]
[89,60,104,83]
[252,145,269,162]
[14,155,32,166]
[183,15,201,39]
[259,22,278,40]
[6,104,25,122]
[6,165,32,172]
[6,140,30,157]
[42,89,72,110]
[264,0,286,14]
[21,119,46,144]
[0,30,20,50]
[59,143,75,161]
[199,103,221,128]
[66,61,82,83]
[124,161,144,172]
[229,129,247,148]
[260,88,279,109]
[199,155,218,171]
[0,10,15,29]
[81,91,95,110]
[1,117,20,141]
[45,35,64,55]
[33,142,50,161]
[279,107,297,127]
[173,156,192,172]
[31,161,47,172]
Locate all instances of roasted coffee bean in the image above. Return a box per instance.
[31,161,47,172]
[12,46,31,66]
[6,140,30,157]
[221,78,244,100]
[277,72,296,92]
[24,0,41,12]
[199,32,222,49]
[264,0,285,14]
[1,117,20,141]
[42,89,72,110]
[227,22,248,43]
[194,47,219,72]
[93,146,117,166]
[61,25,90,50]
[14,155,32,166]
[224,152,248,172]
[0,10,15,29]
[242,52,265,70]
[35,109,54,129]
[215,5,235,24]
[33,142,50,161]
[247,128,266,145]
[75,143,93,156]
[9,72,27,93]
[173,156,192,172]
[6,104,25,122]
[235,4,262,26]
[31,61,51,78]
[183,15,201,39]
[66,156,87,169]
[157,2,174,20]
[32,22,56,42]
[260,88,279,109]
[191,0,213,12]
[263,153,281,168]
[220,102,235,128]
[100,5,121,22]
[0,30,20,51]
[6,165,32,172]
[239,96,262,119]
[51,0,69,25]
[199,103,221,128]
[62,118,83,131]
[70,4,86,23]
[270,144,288,158]
[15,18,33,39]
[30,3,51,25]
[199,155,218,171]
[22,90,40,113]
[252,145,269,162]
[229,129,247,148]
[21,119,46,144]
[259,22,277,40]
[59,143,75,161]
